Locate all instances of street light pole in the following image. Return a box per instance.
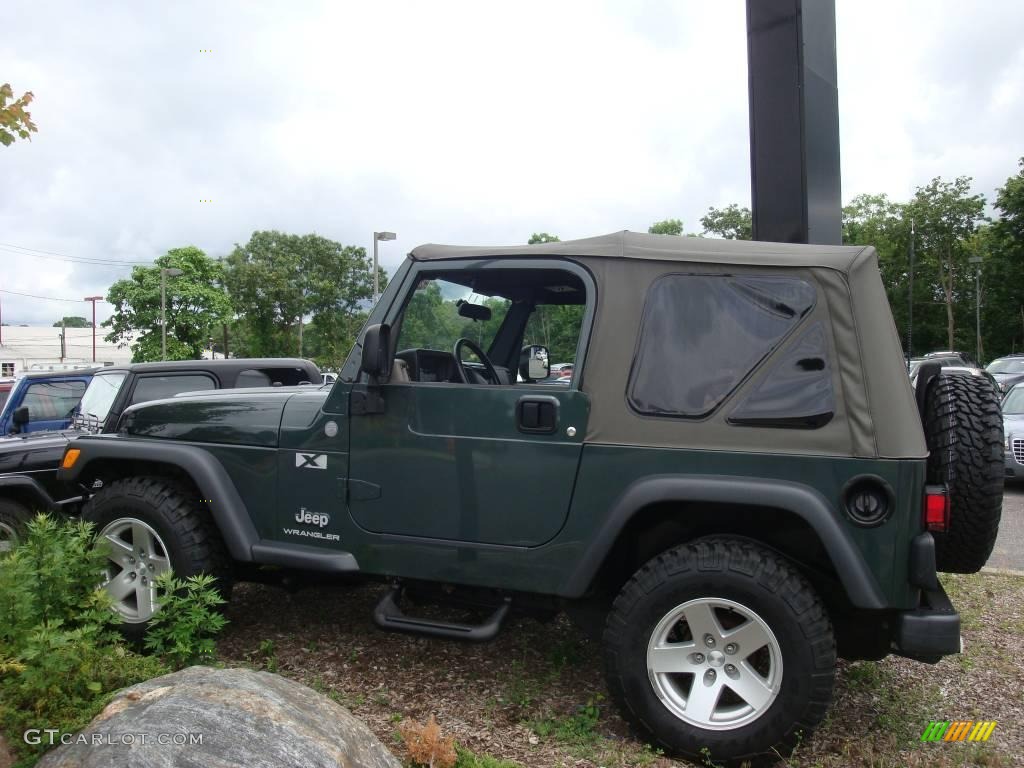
[968,255,983,363]
[372,231,397,304]
[160,268,183,361]
[83,296,103,363]
[906,219,915,365]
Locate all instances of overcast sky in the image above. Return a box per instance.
[2,0,1022,327]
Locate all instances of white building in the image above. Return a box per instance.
[0,325,134,377]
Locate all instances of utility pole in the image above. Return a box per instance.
[83,296,103,363]
[969,255,983,363]
[297,315,304,356]
[907,219,915,363]
[59,319,66,363]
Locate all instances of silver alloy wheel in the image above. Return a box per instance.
[646,597,783,730]
[97,517,171,623]
[0,520,19,554]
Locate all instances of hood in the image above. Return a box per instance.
[120,390,327,448]
[1004,413,1024,436]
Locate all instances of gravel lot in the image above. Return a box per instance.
[217,569,1024,768]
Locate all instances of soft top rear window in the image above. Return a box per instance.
[627,274,815,418]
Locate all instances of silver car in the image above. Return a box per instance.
[1003,383,1024,480]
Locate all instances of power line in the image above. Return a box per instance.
[0,242,151,267]
[0,288,83,303]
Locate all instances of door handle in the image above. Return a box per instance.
[516,396,559,434]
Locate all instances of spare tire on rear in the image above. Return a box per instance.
[922,372,1004,573]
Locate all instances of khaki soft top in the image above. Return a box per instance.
[408,231,926,460]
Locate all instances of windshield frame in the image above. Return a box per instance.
[73,371,128,431]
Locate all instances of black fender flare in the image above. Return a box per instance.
[0,474,59,513]
[59,437,259,562]
[560,474,886,610]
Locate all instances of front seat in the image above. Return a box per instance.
[391,359,411,383]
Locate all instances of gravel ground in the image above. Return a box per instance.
[217,570,1024,768]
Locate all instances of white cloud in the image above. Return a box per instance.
[0,0,1021,330]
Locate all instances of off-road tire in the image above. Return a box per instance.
[82,476,232,641]
[0,498,31,554]
[923,373,1004,573]
[603,537,835,764]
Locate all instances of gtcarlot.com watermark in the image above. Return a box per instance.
[24,730,203,747]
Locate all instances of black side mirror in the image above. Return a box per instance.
[519,345,550,382]
[11,405,29,433]
[360,323,392,381]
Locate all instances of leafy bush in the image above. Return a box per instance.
[143,572,227,667]
[0,514,229,766]
[0,515,168,764]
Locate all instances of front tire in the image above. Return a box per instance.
[603,538,835,763]
[0,498,31,554]
[82,476,231,641]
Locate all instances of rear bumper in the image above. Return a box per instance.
[893,582,961,661]
[892,532,960,661]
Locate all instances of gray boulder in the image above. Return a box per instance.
[36,666,401,768]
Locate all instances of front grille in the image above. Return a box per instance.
[1014,439,1024,464]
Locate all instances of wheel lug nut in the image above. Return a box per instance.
[693,653,705,664]
[129,572,137,579]
[704,669,716,684]
[129,557,136,564]
[725,643,737,655]
[725,663,736,673]
[704,635,716,648]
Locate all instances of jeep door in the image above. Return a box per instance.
[346,260,593,548]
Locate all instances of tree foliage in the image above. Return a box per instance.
[103,247,231,362]
[648,219,684,236]
[906,177,987,351]
[700,204,752,240]
[52,316,92,328]
[528,233,561,244]
[0,83,37,147]
[224,231,381,368]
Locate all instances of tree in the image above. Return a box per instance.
[0,83,37,146]
[52,316,91,328]
[700,205,752,240]
[103,247,231,362]
[982,158,1024,357]
[225,231,380,367]
[528,233,560,244]
[648,219,684,236]
[906,177,987,351]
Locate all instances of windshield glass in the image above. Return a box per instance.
[1004,387,1024,414]
[74,372,127,429]
[988,358,1024,374]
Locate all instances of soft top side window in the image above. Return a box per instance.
[627,274,815,418]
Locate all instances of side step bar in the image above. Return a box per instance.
[373,587,511,642]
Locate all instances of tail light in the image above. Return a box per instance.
[924,485,949,532]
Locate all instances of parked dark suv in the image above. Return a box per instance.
[0,358,320,553]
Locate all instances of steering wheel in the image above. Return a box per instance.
[453,338,501,385]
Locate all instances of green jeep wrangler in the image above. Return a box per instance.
[59,232,1003,762]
